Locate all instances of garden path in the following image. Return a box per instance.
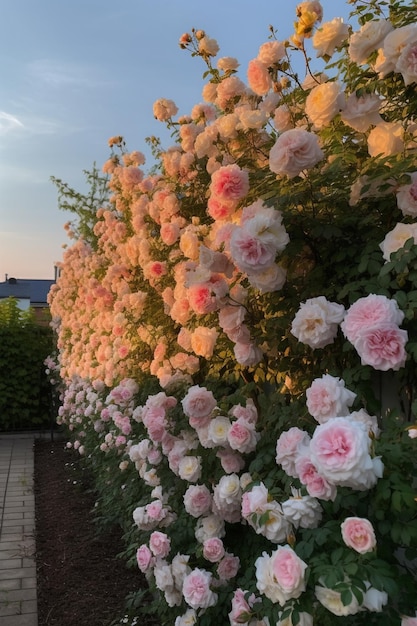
[0,434,37,626]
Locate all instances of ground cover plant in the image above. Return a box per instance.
[47,1,417,624]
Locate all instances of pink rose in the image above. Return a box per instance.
[255,546,307,605]
[354,323,408,371]
[216,449,245,474]
[182,568,218,609]
[203,537,225,563]
[247,58,272,95]
[341,517,376,554]
[160,222,180,245]
[149,531,171,558]
[258,40,286,66]
[146,500,165,521]
[181,386,217,420]
[229,588,261,626]
[217,553,240,580]
[210,164,249,203]
[233,341,263,367]
[136,544,154,572]
[227,418,259,453]
[230,227,277,275]
[271,545,307,598]
[219,305,246,332]
[207,196,236,221]
[341,294,404,343]
[306,374,356,423]
[396,172,417,218]
[269,128,324,178]
[402,614,417,626]
[295,454,337,501]
[241,483,269,519]
[187,284,218,314]
[183,484,213,518]
[230,399,258,424]
[309,417,377,489]
[276,427,311,478]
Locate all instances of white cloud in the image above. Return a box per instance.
[0,111,24,135]
[27,58,113,89]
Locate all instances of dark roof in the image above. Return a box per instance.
[0,278,55,305]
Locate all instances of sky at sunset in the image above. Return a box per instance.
[0,0,350,280]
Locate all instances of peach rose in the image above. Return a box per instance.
[341,517,376,553]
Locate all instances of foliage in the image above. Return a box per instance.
[48,1,417,625]
[0,298,53,430]
[51,164,109,248]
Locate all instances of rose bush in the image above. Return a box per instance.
[48,1,417,624]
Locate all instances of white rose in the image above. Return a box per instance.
[282,493,323,529]
[171,553,192,589]
[175,609,197,626]
[261,502,292,543]
[313,17,349,58]
[195,514,225,543]
[362,584,388,612]
[248,264,287,294]
[198,36,219,57]
[273,105,293,133]
[207,416,231,446]
[305,81,345,129]
[396,41,417,85]
[178,456,202,483]
[383,24,417,67]
[380,222,417,261]
[315,584,361,615]
[348,19,393,65]
[291,296,345,349]
[154,561,174,592]
[367,121,404,158]
[213,473,241,506]
[278,612,313,626]
[397,172,417,217]
[340,92,382,132]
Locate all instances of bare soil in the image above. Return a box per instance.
[34,438,155,626]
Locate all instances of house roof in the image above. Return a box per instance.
[0,278,55,305]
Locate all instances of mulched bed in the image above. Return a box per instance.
[34,438,156,626]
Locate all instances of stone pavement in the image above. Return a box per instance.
[0,434,37,626]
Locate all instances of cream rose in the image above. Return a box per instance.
[305,81,345,129]
[313,17,349,58]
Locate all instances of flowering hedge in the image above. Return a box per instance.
[48,1,417,624]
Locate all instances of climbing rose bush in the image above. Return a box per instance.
[49,1,417,624]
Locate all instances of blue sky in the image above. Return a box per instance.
[0,0,350,280]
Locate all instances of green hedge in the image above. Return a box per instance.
[0,298,54,431]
